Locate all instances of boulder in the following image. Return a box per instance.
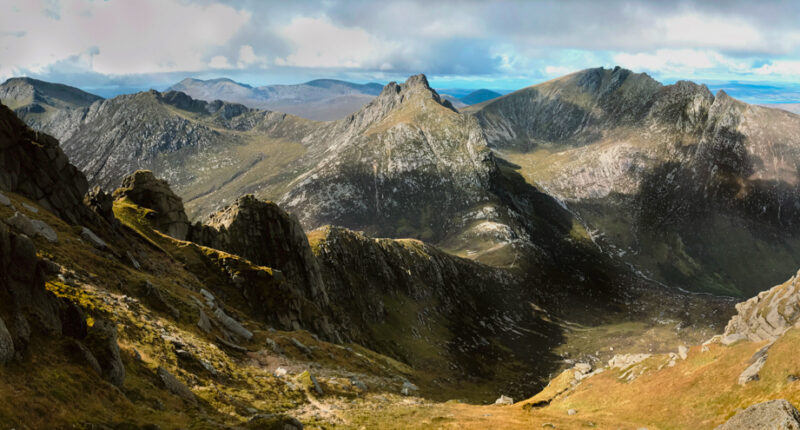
[30,218,57,243]
[290,338,312,356]
[0,192,11,207]
[157,367,196,402]
[678,345,688,360]
[6,212,57,243]
[608,353,651,369]
[213,307,253,341]
[495,395,514,405]
[401,381,419,396]
[113,170,191,240]
[716,399,800,429]
[738,344,771,385]
[80,227,107,249]
[196,308,212,333]
[297,370,323,395]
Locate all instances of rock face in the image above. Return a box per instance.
[469,66,800,297]
[0,102,93,224]
[113,170,191,240]
[84,186,119,229]
[738,344,770,385]
[191,195,328,305]
[280,74,496,245]
[716,399,800,430]
[723,269,800,343]
[0,221,122,384]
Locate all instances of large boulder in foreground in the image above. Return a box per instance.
[716,399,800,429]
[113,170,191,240]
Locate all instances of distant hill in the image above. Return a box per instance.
[0,77,103,141]
[167,77,384,121]
[460,89,502,105]
[763,103,800,114]
[438,93,468,109]
[0,77,103,112]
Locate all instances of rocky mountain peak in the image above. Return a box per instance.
[192,194,329,305]
[373,73,456,113]
[113,170,191,240]
[404,73,432,90]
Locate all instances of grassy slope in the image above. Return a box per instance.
[0,191,423,428]
[336,329,800,429]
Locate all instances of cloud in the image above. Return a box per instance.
[208,56,233,69]
[656,13,766,53]
[274,16,382,68]
[0,0,250,77]
[2,0,800,92]
[755,60,800,77]
[237,45,259,67]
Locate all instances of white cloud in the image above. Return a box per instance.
[209,56,233,69]
[0,0,251,78]
[612,49,752,76]
[274,16,382,68]
[544,66,574,77]
[656,13,766,52]
[755,60,800,76]
[238,45,258,66]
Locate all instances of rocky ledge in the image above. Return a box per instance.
[722,269,800,344]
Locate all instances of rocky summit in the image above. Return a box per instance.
[2,64,800,430]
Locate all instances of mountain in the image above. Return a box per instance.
[0,77,103,112]
[0,100,728,427]
[7,75,735,386]
[14,70,800,299]
[167,77,384,121]
[0,77,104,141]
[23,88,322,218]
[468,66,800,298]
[460,89,502,105]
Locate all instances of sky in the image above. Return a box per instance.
[2,0,800,102]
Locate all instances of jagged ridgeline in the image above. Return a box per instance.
[467,66,800,297]
[7,69,800,297]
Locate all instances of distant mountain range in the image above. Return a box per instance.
[168,77,504,120]
[167,77,383,121]
[764,103,800,114]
